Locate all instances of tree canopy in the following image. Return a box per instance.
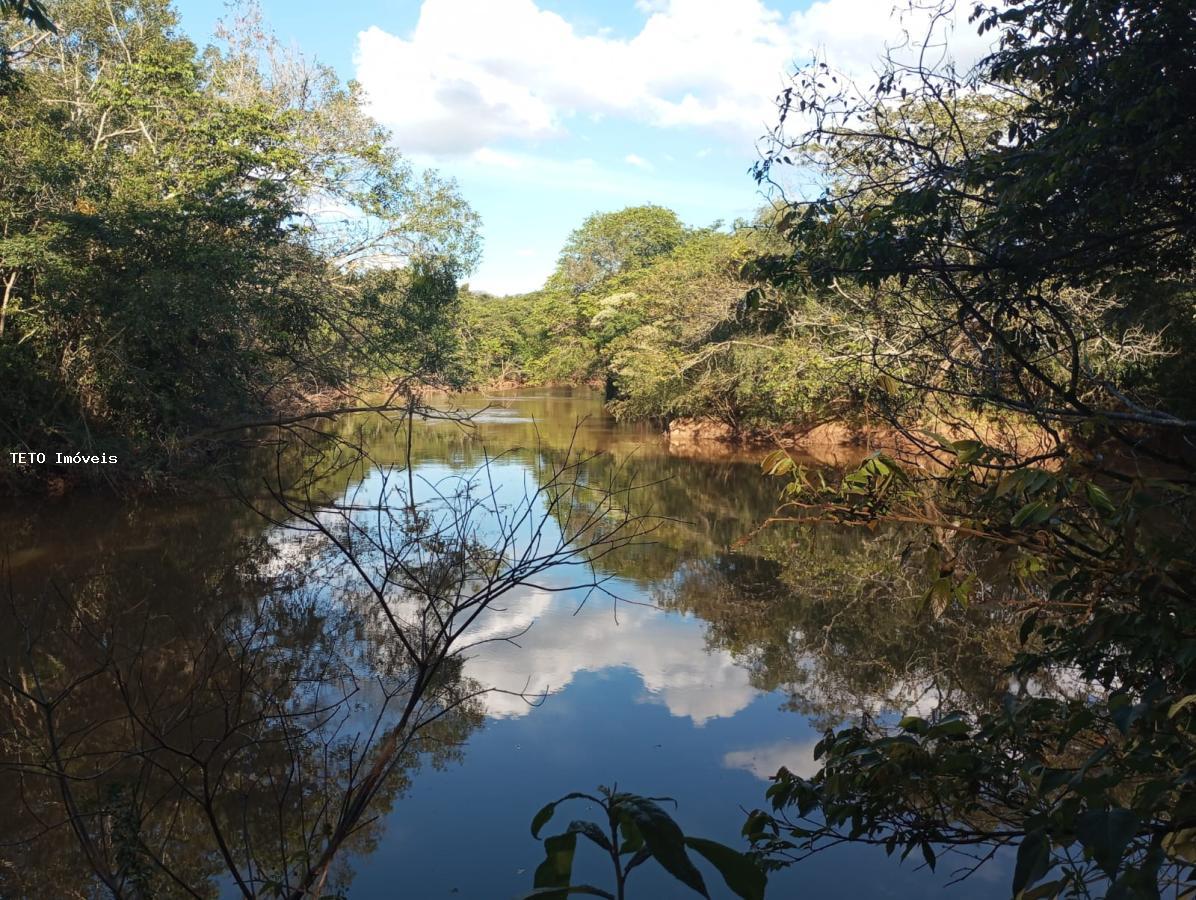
[0,0,478,487]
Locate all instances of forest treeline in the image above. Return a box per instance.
[452,204,862,433]
[0,0,478,489]
[6,0,1196,895]
[7,0,1192,489]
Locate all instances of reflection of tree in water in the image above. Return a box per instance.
[1,413,648,897]
[316,390,782,576]
[0,510,481,897]
[655,526,1024,729]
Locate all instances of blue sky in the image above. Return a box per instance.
[171,0,989,294]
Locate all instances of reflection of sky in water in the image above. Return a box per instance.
[0,388,1017,897]
[267,392,1015,900]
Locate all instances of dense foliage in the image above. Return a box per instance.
[525,786,766,900]
[454,208,868,434]
[0,0,478,488]
[733,1,1196,898]
[6,0,1196,896]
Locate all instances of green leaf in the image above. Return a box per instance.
[617,812,645,853]
[950,439,984,464]
[920,841,937,870]
[566,820,612,853]
[1019,611,1040,645]
[994,471,1022,498]
[521,888,615,899]
[1018,878,1068,899]
[684,837,767,900]
[927,714,970,739]
[1012,499,1052,527]
[920,430,956,452]
[1084,481,1116,515]
[761,449,795,476]
[531,793,597,837]
[616,796,709,897]
[533,831,578,895]
[1075,808,1140,876]
[924,577,954,618]
[1012,830,1051,895]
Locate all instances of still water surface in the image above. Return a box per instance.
[1,388,1010,898]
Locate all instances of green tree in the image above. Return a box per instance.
[550,205,688,296]
[740,0,1196,893]
[0,0,479,488]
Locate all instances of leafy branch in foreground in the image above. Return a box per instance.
[743,441,1196,899]
[525,785,766,900]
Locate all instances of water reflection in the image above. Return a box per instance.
[0,494,483,898]
[1,388,1016,897]
[461,586,759,724]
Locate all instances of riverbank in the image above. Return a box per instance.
[2,381,412,498]
[665,414,1060,469]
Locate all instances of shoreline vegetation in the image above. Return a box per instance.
[0,0,480,495]
[6,0,1196,898]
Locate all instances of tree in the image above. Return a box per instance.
[550,205,688,296]
[741,1,1196,895]
[1,423,655,896]
[0,0,53,79]
[0,0,480,488]
[754,0,1196,436]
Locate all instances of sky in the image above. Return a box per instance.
[170,0,991,295]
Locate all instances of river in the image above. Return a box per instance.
[0,387,1012,898]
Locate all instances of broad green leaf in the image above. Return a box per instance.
[1018,878,1068,899]
[1012,830,1051,894]
[533,832,579,895]
[927,714,970,739]
[994,471,1022,498]
[1012,499,1052,527]
[617,813,645,853]
[531,793,597,838]
[950,439,984,464]
[566,820,612,853]
[684,837,767,900]
[924,577,953,618]
[761,449,795,476]
[1075,808,1140,876]
[1084,481,1116,514]
[617,796,709,897]
[1019,611,1039,645]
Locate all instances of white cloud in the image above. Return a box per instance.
[624,153,653,169]
[454,587,759,724]
[356,0,994,159]
[724,739,822,780]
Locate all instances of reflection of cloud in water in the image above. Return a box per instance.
[724,739,822,780]
[437,412,534,425]
[460,587,759,725]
